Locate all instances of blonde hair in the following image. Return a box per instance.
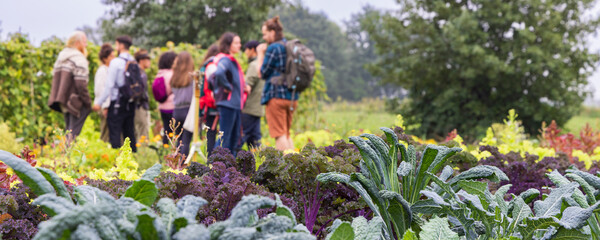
[171,51,195,88]
[66,31,86,48]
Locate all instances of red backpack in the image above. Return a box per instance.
[199,58,217,114]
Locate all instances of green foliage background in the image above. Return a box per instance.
[0,34,100,141]
[360,0,600,138]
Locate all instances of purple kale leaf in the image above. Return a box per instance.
[235,150,256,176]
[0,218,37,240]
[84,178,132,199]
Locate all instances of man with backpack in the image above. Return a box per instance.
[257,17,315,151]
[92,35,139,152]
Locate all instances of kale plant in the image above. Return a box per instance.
[0,150,315,239]
[185,161,210,179]
[157,162,298,225]
[235,150,256,176]
[207,147,237,169]
[0,184,47,239]
[478,145,582,195]
[156,171,205,200]
[195,161,277,224]
[1,184,47,225]
[205,147,255,177]
[252,143,365,236]
[317,128,509,239]
[325,216,384,240]
[0,218,38,240]
[320,140,358,158]
[318,128,600,239]
[544,168,600,239]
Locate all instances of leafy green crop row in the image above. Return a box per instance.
[3,127,600,239]
[0,150,315,239]
[320,128,600,239]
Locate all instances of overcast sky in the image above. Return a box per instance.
[0,0,599,104]
[0,0,395,43]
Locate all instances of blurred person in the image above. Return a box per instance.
[93,43,115,142]
[48,31,91,142]
[199,44,220,156]
[134,50,151,142]
[92,35,138,152]
[238,40,263,149]
[212,32,247,156]
[154,51,177,144]
[171,51,195,156]
[256,16,298,151]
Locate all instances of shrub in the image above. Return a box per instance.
[541,120,600,164]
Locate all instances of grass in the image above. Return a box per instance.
[319,100,600,139]
[321,99,396,137]
[565,107,600,134]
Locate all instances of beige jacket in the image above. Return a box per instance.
[48,47,90,118]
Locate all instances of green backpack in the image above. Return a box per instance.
[272,39,316,93]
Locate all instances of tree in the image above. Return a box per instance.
[275,2,375,100]
[99,0,280,48]
[361,0,600,138]
[346,6,403,99]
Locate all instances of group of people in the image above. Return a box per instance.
[48,16,298,157]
